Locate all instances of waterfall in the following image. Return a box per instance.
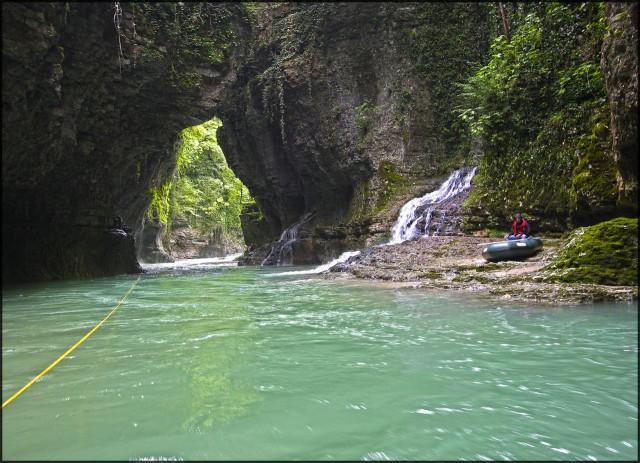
[261,212,316,266]
[307,166,475,272]
[262,167,475,270]
[387,166,477,245]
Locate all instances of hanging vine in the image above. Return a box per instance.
[257,4,329,147]
[113,1,124,75]
[132,2,137,69]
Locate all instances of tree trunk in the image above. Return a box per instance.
[498,2,511,42]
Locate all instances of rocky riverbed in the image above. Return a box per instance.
[324,236,638,305]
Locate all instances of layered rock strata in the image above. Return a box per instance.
[2,2,249,281]
[601,2,638,212]
[3,2,637,281]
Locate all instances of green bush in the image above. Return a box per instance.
[458,2,614,224]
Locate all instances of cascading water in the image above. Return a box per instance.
[261,212,316,266]
[265,167,475,271]
[285,167,476,273]
[387,166,477,245]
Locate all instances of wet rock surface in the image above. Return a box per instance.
[325,236,638,305]
[601,2,638,210]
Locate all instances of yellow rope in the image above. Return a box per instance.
[2,275,141,410]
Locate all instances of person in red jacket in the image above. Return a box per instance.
[505,213,530,240]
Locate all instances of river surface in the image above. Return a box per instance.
[2,259,637,461]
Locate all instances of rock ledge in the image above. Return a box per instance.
[325,236,638,305]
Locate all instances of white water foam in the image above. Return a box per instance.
[268,250,362,276]
[140,253,242,273]
[265,167,475,274]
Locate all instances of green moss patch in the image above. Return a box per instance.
[476,263,501,272]
[418,271,442,280]
[374,160,404,213]
[539,217,638,286]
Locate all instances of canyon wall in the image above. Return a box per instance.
[3,2,636,281]
[2,2,249,281]
[216,3,494,260]
[601,2,638,212]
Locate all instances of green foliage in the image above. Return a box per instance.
[408,3,494,155]
[375,160,403,212]
[148,180,173,225]
[355,100,381,132]
[458,2,613,223]
[133,3,246,88]
[538,217,638,286]
[147,118,255,244]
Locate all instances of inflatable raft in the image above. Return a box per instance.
[481,237,543,262]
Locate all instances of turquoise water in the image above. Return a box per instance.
[2,260,638,461]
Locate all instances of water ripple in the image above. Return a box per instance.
[2,268,637,461]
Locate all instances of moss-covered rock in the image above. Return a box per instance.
[375,160,404,212]
[538,217,638,286]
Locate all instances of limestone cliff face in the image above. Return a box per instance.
[601,2,638,212]
[2,2,249,281]
[161,216,244,260]
[3,2,493,279]
[217,3,493,260]
[137,217,173,264]
[3,2,636,281]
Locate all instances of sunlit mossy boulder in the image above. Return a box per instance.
[538,217,638,286]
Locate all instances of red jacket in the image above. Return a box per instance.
[511,219,529,236]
